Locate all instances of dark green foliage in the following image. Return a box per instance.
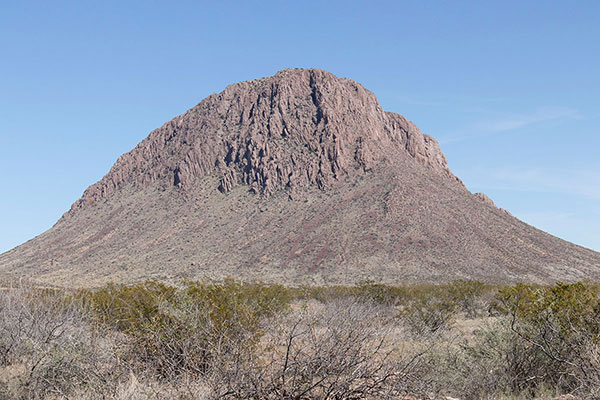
[292,281,409,305]
[81,280,177,333]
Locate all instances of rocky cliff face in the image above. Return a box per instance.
[70,69,459,212]
[2,68,600,288]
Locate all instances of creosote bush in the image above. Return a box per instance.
[399,285,458,335]
[447,279,491,317]
[426,281,600,399]
[80,279,291,379]
[491,281,600,396]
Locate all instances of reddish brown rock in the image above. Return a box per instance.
[474,192,497,208]
[69,69,461,213]
[1,68,599,288]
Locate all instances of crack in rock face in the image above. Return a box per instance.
[5,68,599,288]
[70,68,460,213]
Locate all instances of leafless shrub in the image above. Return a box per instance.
[208,299,428,399]
[0,286,122,399]
[577,341,600,398]
[422,317,545,399]
[68,370,212,400]
[129,293,261,382]
[424,315,600,400]
[491,282,600,397]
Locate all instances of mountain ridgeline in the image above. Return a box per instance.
[2,69,599,287]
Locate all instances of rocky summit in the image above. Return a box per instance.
[2,69,599,287]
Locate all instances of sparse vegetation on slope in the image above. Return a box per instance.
[4,69,600,287]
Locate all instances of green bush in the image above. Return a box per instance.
[293,285,360,303]
[494,281,600,339]
[80,279,291,379]
[447,279,491,318]
[491,281,600,396]
[81,280,176,333]
[399,285,458,334]
[430,317,561,399]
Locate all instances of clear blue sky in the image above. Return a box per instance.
[1,1,599,253]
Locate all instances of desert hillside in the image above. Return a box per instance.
[2,69,599,287]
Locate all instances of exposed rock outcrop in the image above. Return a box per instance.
[474,192,497,208]
[2,68,599,288]
[70,69,460,213]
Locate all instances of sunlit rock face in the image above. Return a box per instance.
[2,69,599,287]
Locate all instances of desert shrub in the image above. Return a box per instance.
[292,281,492,313]
[353,281,408,305]
[81,280,291,379]
[494,281,600,339]
[0,287,119,399]
[489,281,600,396]
[447,279,492,317]
[399,285,458,335]
[209,299,427,399]
[294,282,413,306]
[14,279,600,399]
[293,285,359,303]
[425,317,563,400]
[81,280,177,333]
[182,279,291,331]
